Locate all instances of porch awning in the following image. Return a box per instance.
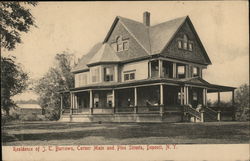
[179,77,236,92]
[69,77,236,93]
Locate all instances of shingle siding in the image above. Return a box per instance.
[163,21,208,64]
[106,21,149,61]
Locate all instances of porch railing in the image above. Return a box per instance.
[164,105,183,112]
[115,106,135,113]
[137,105,161,113]
[62,109,70,114]
[62,105,183,115]
[183,105,201,119]
[72,108,90,114]
[93,108,113,114]
[204,106,218,120]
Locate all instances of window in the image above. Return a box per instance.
[124,72,135,81]
[193,91,198,101]
[94,94,99,108]
[183,42,187,50]
[130,73,135,80]
[107,93,113,108]
[177,34,193,51]
[92,67,100,83]
[123,41,129,50]
[178,66,185,74]
[193,67,199,77]
[188,43,193,51]
[75,73,88,87]
[183,34,188,50]
[118,44,123,52]
[113,36,129,52]
[178,40,182,48]
[124,74,130,81]
[104,67,114,82]
[177,65,185,78]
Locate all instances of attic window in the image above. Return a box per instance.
[112,36,129,52]
[188,43,193,51]
[178,34,193,51]
[178,41,182,49]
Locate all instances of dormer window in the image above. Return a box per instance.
[112,36,129,52]
[177,34,193,51]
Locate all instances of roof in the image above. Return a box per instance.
[71,43,102,73]
[179,77,211,85]
[118,16,151,54]
[149,16,186,54]
[70,77,235,92]
[87,43,120,65]
[72,15,211,73]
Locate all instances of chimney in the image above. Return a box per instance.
[143,11,150,26]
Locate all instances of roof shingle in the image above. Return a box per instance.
[72,15,210,73]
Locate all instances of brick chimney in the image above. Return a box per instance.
[143,11,150,26]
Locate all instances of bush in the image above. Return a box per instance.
[19,113,47,121]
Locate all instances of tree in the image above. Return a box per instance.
[34,52,74,120]
[235,84,249,121]
[1,2,37,117]
[1,56,28,115]
[0,2,37,50]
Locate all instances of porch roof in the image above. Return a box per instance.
[69,77,236,93]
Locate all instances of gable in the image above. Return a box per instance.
[161,19,211,65]
[149,16,186,54]
[105,18,150,61]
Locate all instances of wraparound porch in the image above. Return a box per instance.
[59,78,236,122]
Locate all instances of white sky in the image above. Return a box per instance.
[4,1,248,101]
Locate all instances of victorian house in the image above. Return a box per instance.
[59,12,235,122]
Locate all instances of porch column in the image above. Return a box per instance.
[232,89,235,120]
[160,84,164,105]
[173,63,176,78]
[158,59,163,78]
[232,90,235,105]
[134,87,137,106]
[134,87,137,114]
[217,91,221,107]
[112,89,115,114]
[114,65,118,82]
[60,94,63,116]
[112,89,115,108]
[186,86,189,105]
[183,86,186,105]
[160,84,164,116]
[180,87,184,105]
[70,93,73,115]
[148,61,152,78]
[203,88,207,106]
[185,65,189,78]
[89,90,93,114]
[74,94,78,109]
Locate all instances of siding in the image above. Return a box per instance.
[107,21,149,61]
[121,60,148,82]
[75,72,89,88]
[163,21,208,64]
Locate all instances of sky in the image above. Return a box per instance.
[4,1,249,101]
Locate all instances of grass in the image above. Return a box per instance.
[2,121,249,145]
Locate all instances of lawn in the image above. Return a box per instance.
[2,121,249,145]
